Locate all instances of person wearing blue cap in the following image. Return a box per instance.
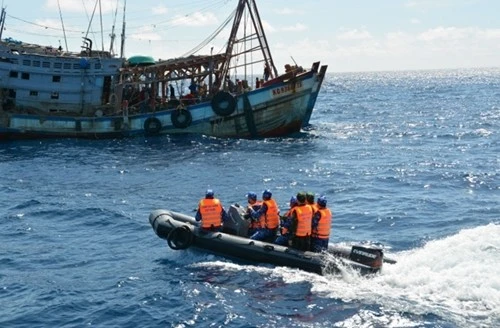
[243,192,262,236]
[310,195,332,252]
[195,189,229,232]
[274,196,298,246]
[248,189,280,241]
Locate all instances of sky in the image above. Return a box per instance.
[1,0,499,73]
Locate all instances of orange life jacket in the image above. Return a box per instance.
[312,207,332,239]
[309,203,319,214]
[259,199,279,229]
[293,205,312,237]
[280,206,296,235]
[198,198,223,229]
[248,201,262,229]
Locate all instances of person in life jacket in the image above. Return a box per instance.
[306,192,319,213]
[243,191,262,237]
[274,196,298,246]
[288,192,313,251]
[195,189,229,232]
[310,195,333,252]
[248,189,280,241]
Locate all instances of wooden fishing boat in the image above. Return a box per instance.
[0,0,327,140]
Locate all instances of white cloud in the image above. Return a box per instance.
[152,5,168,15]
[129,26,162,41]
[275,8,301,15]
[262,20,277,33]
[171,12,218,27]
[44,0,116,13]
[410,18,421,24]
[337,28,372,41]
[282,23,307,32]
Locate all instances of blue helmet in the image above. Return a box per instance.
[262,189,272,199]
[317,195,327,207]
[246,192,257,201]
[205,189,214,198]
[290,196,298,206]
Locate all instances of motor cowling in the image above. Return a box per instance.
[349,245,383,269]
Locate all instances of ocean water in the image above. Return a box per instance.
[1,68,499,328]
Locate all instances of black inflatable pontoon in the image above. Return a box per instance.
[149,204,394,275]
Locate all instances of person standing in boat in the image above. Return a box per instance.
[274,196,298,246]
[288,192,312,251]
[195,189,229,232]
[248,189,280,241]
[243,192,262,237]
[310,196,332,253]
[169,84,176,100]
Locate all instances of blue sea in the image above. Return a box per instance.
[1,68,499,328]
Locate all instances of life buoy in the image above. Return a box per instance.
[167,226,193,250]
[171,108,192,129]
[144,117,162,136]
[211,91,236,116]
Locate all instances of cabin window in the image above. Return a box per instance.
[29,91,38,96]
[22,59,31,66]
[53,75,61,82]
[73,63,80,69]
[95,63,102,69]
[42,62,50,68]
[51,92,59,99]
[33,60,41,67]
[63,63,71,69]
[54,62,62,69]
[21,72,30,80]
[9,71,18,78]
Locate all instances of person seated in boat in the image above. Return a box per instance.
[288,192,312,251]
[306,192,319,213]
[274,196,298,246]
[248,189,280,241]
[195,189,229,232]
[310,196,333,253]
[243,191,262,237]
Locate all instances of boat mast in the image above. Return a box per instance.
[247,0,278,77]
[57,0,69,52]
[109,0,119,55]
[219,0,277,86]
[120,0,126,58]
[0,8,6,40]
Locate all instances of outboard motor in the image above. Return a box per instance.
[349,245,384,270]
[224,204,250,237]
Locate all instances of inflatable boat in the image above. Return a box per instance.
[149,204,395,275]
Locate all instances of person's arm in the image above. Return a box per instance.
[250,203,267,219]
[195,207,202,222]
[311,212,321,231]
[288,212,298,238]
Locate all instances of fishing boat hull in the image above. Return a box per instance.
[149,205,386,275]
[0,63,327,140]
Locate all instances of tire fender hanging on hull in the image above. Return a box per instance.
[211,91,236,116]
[144,117,162,136]
[171,108,192,129]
